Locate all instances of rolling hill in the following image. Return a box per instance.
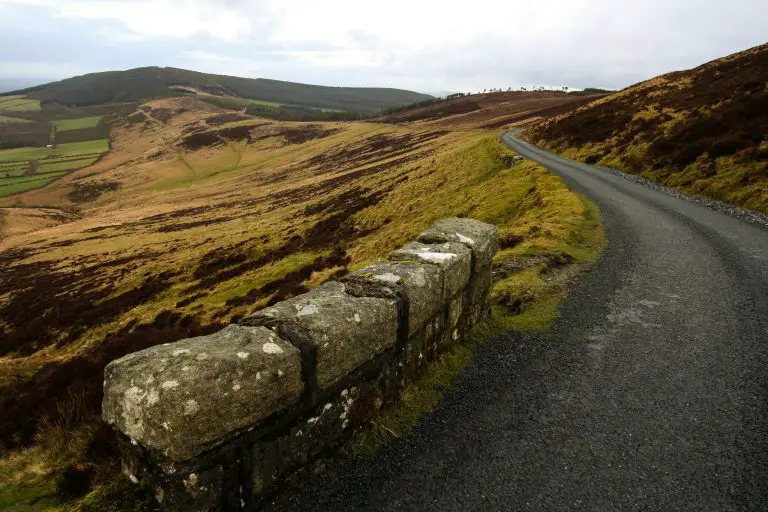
[525,43,768,213]
[0,90,606,509]
[4,67,434,113]
[376,90,606,129]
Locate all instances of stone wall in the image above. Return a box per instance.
[102,217,499,511]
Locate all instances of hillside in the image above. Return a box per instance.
[0,94,604,509]
[525,43,768,213]
[376,90,604,129]
[5,67,433,113]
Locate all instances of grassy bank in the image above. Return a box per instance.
[525,44,768,214]
[357,143,604,451]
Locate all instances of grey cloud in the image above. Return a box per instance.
[0,0,765,92]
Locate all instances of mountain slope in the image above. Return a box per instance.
[525,43,768,213]
[376,90,605,129]
[4,67,433,113]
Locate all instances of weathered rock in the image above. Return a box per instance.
[404,312,446,375]
[249,365,401,501]
[342,261,442,335]
[448,292,464,328]
[389,241,471,301]
[241,282,398,391]
[154,464,233,512]
[102,325,303,461]
[417,217,500,270]
[466,263,492,324]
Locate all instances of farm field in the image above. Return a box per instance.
[52,116,103,131]
[0,95,41,112]
[0,139,109,162]
[0,139,109,197]
[0,115,32,123]
[0,172,68,196]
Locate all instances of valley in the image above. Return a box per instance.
[1,39,765,511]
[0,87,604,510]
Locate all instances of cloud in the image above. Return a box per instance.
[0,60,94,79]
[0,0,766,91]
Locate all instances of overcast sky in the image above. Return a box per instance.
[0,0,765,94]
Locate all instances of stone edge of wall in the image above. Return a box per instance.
[102,217,499,510]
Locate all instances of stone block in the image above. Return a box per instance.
[342,261,442,335]
[389,241,471,301]
[249,355,403,500]
[241,282,398,391]
[102,325,303,461]
[417,217,500,270]
[469,263,492,305]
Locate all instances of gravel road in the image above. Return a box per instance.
[265,133,768,511]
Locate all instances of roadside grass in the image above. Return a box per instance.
[356,142,604,451]
[525,44,768,215]
[53,117,103,132]
[559,142,768,215]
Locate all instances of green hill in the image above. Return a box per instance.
[4,67,433,113]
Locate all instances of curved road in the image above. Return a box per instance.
[267,133,768,511]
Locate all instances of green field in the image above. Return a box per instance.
[201,96,281,110]
[53,116,103,131]
[0,139,109,162]
[0,95,41,112]
[0,172,68,197]
[0,139,109,197]
[0,165,29,177]
[38,156,98,173]
[1,154,101,177]
[0,115,32,123]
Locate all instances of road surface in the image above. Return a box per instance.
[267,133,768,511]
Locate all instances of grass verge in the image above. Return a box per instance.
[356,145,604,451]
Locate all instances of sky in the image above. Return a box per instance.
[0,0,766,94]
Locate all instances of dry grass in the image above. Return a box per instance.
[0,96,604,510]
[526,43,768,213]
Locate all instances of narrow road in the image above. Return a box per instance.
[268,134,768,511]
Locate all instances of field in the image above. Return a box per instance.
[52,116,103,131]
[0,95,602,509]
[0,116,32,124]
[0,95,41,112]
[0,139,109,197]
